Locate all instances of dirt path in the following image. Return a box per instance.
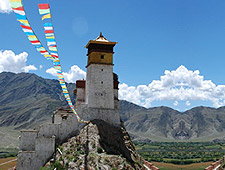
[0,157,17,170]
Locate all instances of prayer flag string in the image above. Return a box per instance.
[10,0,89,124]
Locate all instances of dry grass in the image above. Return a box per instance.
[152,161,212,170]
[0,157,17,170]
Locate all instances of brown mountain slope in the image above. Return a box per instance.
[120,101,225,141]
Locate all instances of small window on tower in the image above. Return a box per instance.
[101,81,103,84]
[101,55,104,59]
[101,69,103,71]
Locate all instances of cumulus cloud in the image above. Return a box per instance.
[46,65,86,83]
[46,67,57,77]
[186,101,191,106]
[46,64,225,108]
[0,0,12,13]
[173,101,179,106]
[22,65,37,72]
[39,65,43,69]
[0,50,37,73]
[119,65,225,108]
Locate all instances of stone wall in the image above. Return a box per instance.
[17,110,79,170]
[17,136,55,170]
[35,136,55,163]
[76,88,85,104]
[19,130,38,151]
[38,111,79,143]
[86,64,114,109]
[17,151,42,170]
[77,103,120,125]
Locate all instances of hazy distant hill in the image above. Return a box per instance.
[0,72,75,129]
[120,101,225,142]
[1,72,225,146]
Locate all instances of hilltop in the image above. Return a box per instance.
[42,120,145,169]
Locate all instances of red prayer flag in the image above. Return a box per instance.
[51,55,58,59]
[12,6,24,11]
[38,4,49,10]
[30,40,40,43]
[21,25,31,30]
[40,50,48,53]
[45,30,54,34]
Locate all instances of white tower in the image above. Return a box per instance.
[85,33,117,109]
[75,33,120,125]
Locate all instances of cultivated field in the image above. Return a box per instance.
[152,161,212,170]
[135,142,225,164]
[0,157,17,170]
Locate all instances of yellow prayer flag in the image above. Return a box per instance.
[44,54,51,58]
[42,13,51,20]
[18,19,29,26]
[46,36,55,39]
[28,35,37,38]
[10,0,21,2]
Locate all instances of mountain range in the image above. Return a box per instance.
[1,72,225,148]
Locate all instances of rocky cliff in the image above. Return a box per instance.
[43,120,145,170]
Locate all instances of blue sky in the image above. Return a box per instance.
[1,0,225,111]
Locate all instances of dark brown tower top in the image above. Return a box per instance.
[76,80,86,89]
[85,32,117,55]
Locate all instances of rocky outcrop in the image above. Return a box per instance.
[44,120,145,170]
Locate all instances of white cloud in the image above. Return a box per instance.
[0,50,37,73]
[23,65,37,72]
[173,101,178,106]
[118,65,225,108]
[0,0,12,13]
[46,64,225,108]
[186,101,191,106]
[39,65,43,69]
[46,65,86,83]
[46,67,57,76]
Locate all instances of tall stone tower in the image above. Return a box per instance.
[75,33,120,125]
[85,32,117,109]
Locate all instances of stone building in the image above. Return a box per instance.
[16,33,120,170]
[75,32,120,125]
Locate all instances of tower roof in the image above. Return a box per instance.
[94,32,109,42]
[85,32,117,48]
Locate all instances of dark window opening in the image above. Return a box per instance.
[101,55,104,59]
[101,81,103,84]
[101,93,103,96]
[101,69,103,71]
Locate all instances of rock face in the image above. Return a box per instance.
[45,120,145,170]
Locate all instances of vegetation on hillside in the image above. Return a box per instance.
[0,148,18,158]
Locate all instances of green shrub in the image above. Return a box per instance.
[51,160,65,170]
[39,167,52,170]
[97,147,103,153]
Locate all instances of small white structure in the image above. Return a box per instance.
[17,109,79,170]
